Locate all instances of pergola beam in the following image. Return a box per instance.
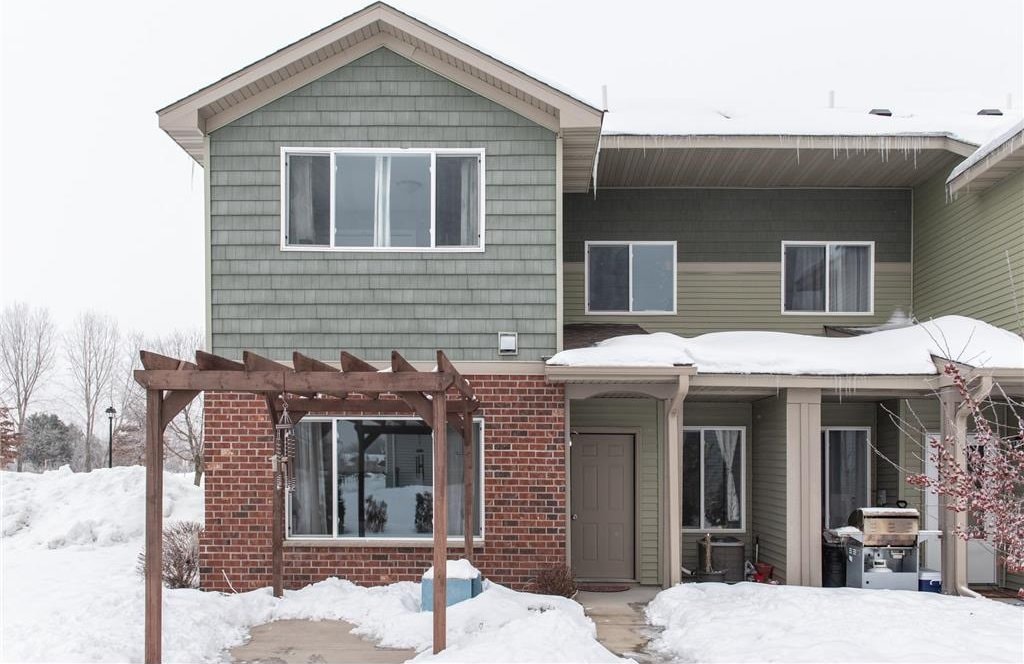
[133,369,452,393]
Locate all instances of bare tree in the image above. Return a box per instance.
[108,330,147,466]
[0,405,21,468]
[0,302,57,470]
[65,311,120,471]
[152,329,205,485]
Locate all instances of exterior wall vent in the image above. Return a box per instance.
[977,108,1003,116]
[868,109,893,117]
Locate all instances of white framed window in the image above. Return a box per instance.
[682,427,746,532]
[821,427,871,529]
[281,147,485,252]
[781,241,874,314]
[585,241,677,314]
[286,417,484,541]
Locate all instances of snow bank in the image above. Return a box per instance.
[423,559,480,580]
[547,315,1024,374]
[646,583,1023,663]
[1,467,626,664]
[1,465,201,548]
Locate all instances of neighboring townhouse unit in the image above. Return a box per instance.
[158,3,1024,594]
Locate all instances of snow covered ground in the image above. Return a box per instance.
[1,466,626,663]
[646,582,1024,663]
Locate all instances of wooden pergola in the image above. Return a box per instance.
[134,348,480,664]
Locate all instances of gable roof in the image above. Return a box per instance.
[946,118,1024,194]
[158,2,603,192]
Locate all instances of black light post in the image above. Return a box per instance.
[105,406,116,468]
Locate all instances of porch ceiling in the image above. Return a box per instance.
[596,136,967,188]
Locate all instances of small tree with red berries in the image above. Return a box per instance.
[906,363,1024,594]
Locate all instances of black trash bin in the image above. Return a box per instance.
[822,542,847,587]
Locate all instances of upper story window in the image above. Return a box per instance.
[782,241,874,314]
[585,241,676,314]
[282,148,484,251]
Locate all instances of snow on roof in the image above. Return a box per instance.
[947,118,1024,183]
[601,99,1021,147]
[546,316,1024,375]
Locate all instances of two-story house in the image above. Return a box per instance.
[157,3,1024,594]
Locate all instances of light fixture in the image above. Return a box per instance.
[105,406,116,469]
[497,331,518,356]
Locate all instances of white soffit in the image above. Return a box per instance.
[157,2,603,192]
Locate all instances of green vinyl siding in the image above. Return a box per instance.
[875,401,902,506]
[569,398,663,585]
[913,168,1024,333]
[564,262,911,335]
[752,395,788,582]
[564,188,912,334]
[208,47,557,362]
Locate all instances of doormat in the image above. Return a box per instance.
[577,583,632,592]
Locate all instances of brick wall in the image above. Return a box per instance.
[200,376,566,591]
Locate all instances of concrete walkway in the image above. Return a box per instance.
[230,619,414,664]
[576,586,663,662]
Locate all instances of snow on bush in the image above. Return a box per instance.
[136,520,203,589]
[1,466,626,663]
[646,582,1023,663]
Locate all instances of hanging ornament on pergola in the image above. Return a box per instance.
[274,400,297,493]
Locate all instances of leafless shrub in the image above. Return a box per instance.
[137,521,203,589]
[529,564,578,597]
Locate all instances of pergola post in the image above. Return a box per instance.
[144,388,164,664]
[432,388,448,653]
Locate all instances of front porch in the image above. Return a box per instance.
[550,365,1023,592]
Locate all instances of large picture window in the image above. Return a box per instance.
[682,427,745,531]
[585,241,676,314]
[287,418,484,539]
[282,148,483,251]
[782,241,874,314]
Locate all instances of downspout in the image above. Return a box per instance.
[952,374,992,599]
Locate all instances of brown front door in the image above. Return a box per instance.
[571,434,635,580]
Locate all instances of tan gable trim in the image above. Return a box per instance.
[157,2,602,191]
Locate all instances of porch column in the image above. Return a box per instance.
[663,374,689,587]
[938,375,991,598]
[785,388,822,586]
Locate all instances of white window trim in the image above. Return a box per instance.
[280,147,486,253]
[780,240,875,316]
[682,426,747,533]
[584,240,678,315]
[821,426,872,529]
[285,416,486,543]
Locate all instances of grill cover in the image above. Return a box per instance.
[847,507,920,546]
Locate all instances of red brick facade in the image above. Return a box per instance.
[200,376,566,591]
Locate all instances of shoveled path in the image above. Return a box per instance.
[576,586,665,663]
[231,619,414,664]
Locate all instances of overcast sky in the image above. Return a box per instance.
[2,0,1022,338]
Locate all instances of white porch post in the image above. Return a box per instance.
[663,374,689,587]
[785,388,822,586]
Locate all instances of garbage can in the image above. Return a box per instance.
[696,536,745,583]
[822,542,847,588]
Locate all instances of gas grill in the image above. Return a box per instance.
[845,507,920,591]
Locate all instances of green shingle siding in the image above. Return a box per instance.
[208,47,556,361]
[913,169,1024,332]
[751,395,788,582]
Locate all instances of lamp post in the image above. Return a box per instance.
[105,406,116,468]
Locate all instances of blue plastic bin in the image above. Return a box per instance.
[919,569,941,593]
[421,573,483,611]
